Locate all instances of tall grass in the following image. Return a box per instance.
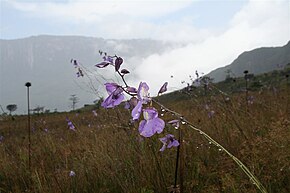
[0,85,289,192]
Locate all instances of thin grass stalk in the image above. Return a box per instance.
[152,98,268,193]
[179,127,184,193]
[173,133,180,189]
[149,141,166,191]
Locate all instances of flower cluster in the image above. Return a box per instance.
[71,59,84,77]
[94,52,179,151]
[66,118,76,131]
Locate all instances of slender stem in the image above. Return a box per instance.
[152,98,268,193]
[174,137,180,188]
[179,127,184,193]
[27,86,31,171]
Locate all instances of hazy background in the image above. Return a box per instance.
[0,0,289,114]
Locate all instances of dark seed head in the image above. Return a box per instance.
[25,82,31,87]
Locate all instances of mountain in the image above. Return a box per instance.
[0,35,177,114]
[207,41,290,82]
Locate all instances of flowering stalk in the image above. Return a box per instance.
[75,52,268,193]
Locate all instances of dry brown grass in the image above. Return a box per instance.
[0,86,289,193]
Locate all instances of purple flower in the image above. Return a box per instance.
[95,61,110,68]
[76,68,84,77]
[130,82,151,120]
[139,107,165,137]
[159,134,179,152]
[131,100,143,120]
[208,110,215,118]
[121,69,130,74]
[103,56,114,63]
[115,57,123,71]
[69,170,76,177]
[168,119,180,129]
[101,83,125,108]
[124,101,131,109]
[0,135,4,142]
[71,59,78,68]
[158,82,168,95]
[125,97,138,109]
[126,86,137,93]
[92,110,98,117]
[66,118,76,131]
[137,82,150,103]
[193,79,201,87]
[247,96,254,104]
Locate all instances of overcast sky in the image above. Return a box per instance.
[1,0,290,109]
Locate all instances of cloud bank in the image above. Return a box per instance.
[2,0,290,108]
[132,0,290,95]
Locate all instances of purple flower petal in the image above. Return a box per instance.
[95,61,110,68]
[158,82,168,94]
[131,100,142,120]
[160,144,166,152]
[104,83,119,94]
[159,134,179,151]
[129,97,138,107]
[137,82,150,102]
[101,93,124,108]
[143,107,158,120]
[139,117,164,138]
[124,101,131,109]
[121,69,130,74]
[167,139,179,148]
[105,56,114,63]
[115,57,123,71]
[126,87,137,93]
[168,119,180,128]
[69,170,76,177]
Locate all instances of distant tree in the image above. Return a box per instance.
[33,106,45,114]
[6,104,17,115]
[69,94,79,111]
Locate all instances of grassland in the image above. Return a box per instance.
[0,70,289,193]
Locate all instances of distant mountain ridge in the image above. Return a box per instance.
[0,35,177,113]
[207,41,290,82]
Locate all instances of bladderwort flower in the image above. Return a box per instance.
[159,134,179,152]
[168,119,180,129]
[69,170,76,177]
[76,68,84,77]
[66,118,76,131]
[95,55,114,68]
[208,110,215,118]
[92,110,98,117]
[131,82,150,120]
[124,97,138,109]
[101,83,125,108]
[158,82,168,95]
[139,107,165,137]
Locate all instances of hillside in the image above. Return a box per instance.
[207,41,290,82]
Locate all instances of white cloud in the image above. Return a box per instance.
[6,0,193,22]
[5,0,206,42]
[4,0,289,97]
[132,0,290,95]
